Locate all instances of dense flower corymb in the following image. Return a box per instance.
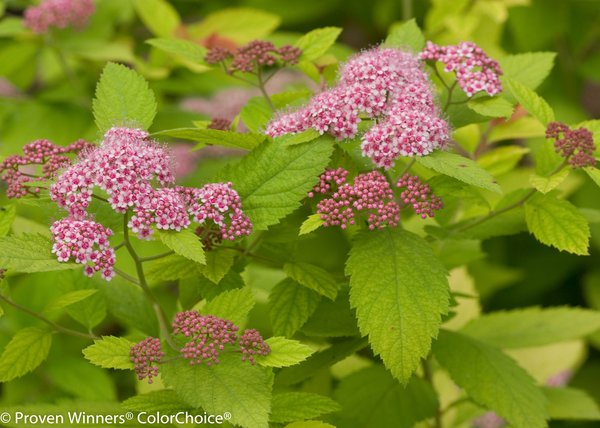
[266,47,450,169]
[130,337,164,384]
[546,121,596,168]
[50,217,116,280]
[239,329,270,365]
[397,174,443,218]
[24,0,95,34]
[205,40,302,73]
[419,41,503,97]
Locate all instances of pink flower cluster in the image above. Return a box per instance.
[310,169,401,230]
[546,122,596,168]
[266,48,450,169]
[0,139,91,198]
[50,217,116,280]
[419,41,503,97]
[24,0,95,34]
[130,337,164,384]
[205,40,302,73]
[397,174,443,218]
[171,312,270,367]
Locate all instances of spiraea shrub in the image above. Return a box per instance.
[0,1,599,427]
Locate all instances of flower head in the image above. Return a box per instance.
[546,121,595,168]
[239,329,270,364]
[396,174,443,218]
[205,40,302,73]
[130,337,164,384]
[50,217,115,280]
[419,41,503,97]
[207,118,232,131]
[24,0,95,34]
[266,47,450,169]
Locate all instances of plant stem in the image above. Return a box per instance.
[422,359,443,428]
[443,81,458,112]
[256,67,275,110]
[402,0,413,20]
[122,213,178,351]
[0,294,97,340]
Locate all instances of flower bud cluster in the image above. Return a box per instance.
[171,312,270,367]
[207,118,232,131]
[205,40,302,73]
[396,174,443,218]
[24,0,95,34]
[419,41,503,97]
[266,47,450,169]
[546,121,596,168]
[310,169,401,230]
[0,139,91,198]
[130,337,164,384]
[50,217,115,280]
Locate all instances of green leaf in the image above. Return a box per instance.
[295,27,342,61]
[524,193,590,255]
[190,8,280,44]
[240,97,272,133]
[384,19,425,51]
[299,214,324,236]
[301,287,360,338]
[156,229,205,264]
[334,365,438,428]
[82,336,135,370]
[433,330,549,428]
[504,78,554,125]
[154,128,264,151]
[417,151,502,193]
[347,229,450,382]
[585,167,600,188]
[271,392,341,424]
[257,337,315,368]
[93,62,157,133]
[269,278,321,338]
[285,422,335,428]
[100,279,158,336]
[199,249,236,284]
[529,169,569,194]
[284,262,339,300]
[161,353,272,428]
[276,129,321,146]
[146,254,205,282]
[133,0,180,37]
[220,138,334,230]
[122,390,192,414]
[477,146,530,177]
[461,307,600,348]
[0,204,16,236]
[499,52,556,89]
[543,387,600,420]
[146,38,207,63]
[0,233,79,273]
[46,357,115,401]
[202,287,254,326]
[44,289,98,316]
[467,96,514,119]
[488,116,546,143]
[0,327,53,382]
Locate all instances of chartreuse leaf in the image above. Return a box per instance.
[433,330,549,428]
[133,0,180,37]
[46,357,115,401]
[284,262,339,300]
[295,27,342,61]
[529,169,570,194]
[524,193,590,255]
[276,129,321,146]
[190,8,280,44]
[145,254,205,282]
[347,229,450,383]
[153,128,264,150]
[299,214,324,235]
[0,204,16,236]
[220,138,334,230]
[93,62,157,133]
[285,422,335,428]
[0,234,78,273]
[122,390,192,413]
[504,78,554,125]
[467,96,514,119]
[270,392,341,424]
[461,307,600,348]
[146,38,207,64]
[499,52,556,89]
[156,229,205,264]
[161,353,272,428]
[543,387,600,420]
[585,167,600,187]
[44,289,98,316]
[384,19,425,51]
[477,146,530,177]
[269,278,321,338]
[257,337,314,368]
[202,287,254,326]
[200,249,236,284]
[0,327,53,382]
[240,97,272,133]
[334,365,438,428]
[417,151,502,193]
[82,336,135,370]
